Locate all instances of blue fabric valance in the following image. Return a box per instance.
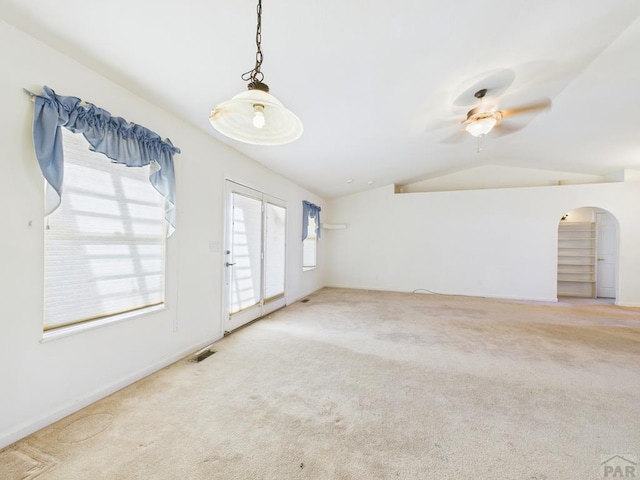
[302,200,321,241]
[31,86,180,235]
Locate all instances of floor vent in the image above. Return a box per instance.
[301,298,310,303]
[190,348,215,363]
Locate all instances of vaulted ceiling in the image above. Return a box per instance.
[2,0,640,199]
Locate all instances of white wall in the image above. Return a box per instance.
[562,206,607,223]
[325,182,640,306]
[0,19,326,448]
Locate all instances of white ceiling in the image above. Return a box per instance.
[2,0,640,199]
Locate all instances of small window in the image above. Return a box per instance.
[303,214,317,270]
[43,129,167,331]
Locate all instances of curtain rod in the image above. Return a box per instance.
[23,88,36,102]
[24,87,91,108]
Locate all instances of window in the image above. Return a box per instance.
[303,211,318,270]
[43,129,166,331]
[302,200,321,271]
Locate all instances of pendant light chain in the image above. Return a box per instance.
[241,0,267,91]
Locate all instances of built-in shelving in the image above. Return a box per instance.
[557,222,596,297]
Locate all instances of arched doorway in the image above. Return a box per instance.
[557,207,618,300]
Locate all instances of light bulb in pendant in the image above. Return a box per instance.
[253,104,266,129]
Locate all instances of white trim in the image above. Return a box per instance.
[615,301,640,308]
[321,223,347,230]
[324,284,557,303]
[41,304,167,343]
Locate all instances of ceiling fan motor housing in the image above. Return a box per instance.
[465,104,502,124]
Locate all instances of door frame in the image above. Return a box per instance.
[222,179,287,333]
[556,206,619,301]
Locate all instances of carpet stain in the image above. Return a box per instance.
[56,413,114,444]
[0,444,59,480]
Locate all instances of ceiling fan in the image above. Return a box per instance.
[461,88,551,138]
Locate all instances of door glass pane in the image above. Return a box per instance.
[230,193,262,314]
[265,203,286,301]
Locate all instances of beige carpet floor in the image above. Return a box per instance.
[2,288,640,479]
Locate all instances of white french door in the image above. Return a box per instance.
[223,181,287,332]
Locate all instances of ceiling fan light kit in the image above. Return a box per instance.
[465,116,497,137]
[460,88,550,139]
[463,88,500,137]
[209,0,303,146]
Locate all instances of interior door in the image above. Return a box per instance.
[224,181,287,332]
[596,212,616,298]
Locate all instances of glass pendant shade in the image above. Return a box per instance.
[465,116,497,137]
[209,88,303,145]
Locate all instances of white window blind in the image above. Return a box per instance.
[302,215,317,270]
[44,129,166,330]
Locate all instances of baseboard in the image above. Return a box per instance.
[324,283,557,303]
[615,301,640,308]
[287,286,326,305]
[473,292,558,303]
[323,284,410,294]
[0,336,222,450]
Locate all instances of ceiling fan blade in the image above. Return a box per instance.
[424,116,461,133]
[491,122,524,137]
[439,129,467,144]
[500,98,551,118]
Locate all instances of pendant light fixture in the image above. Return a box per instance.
[209,0,303,145]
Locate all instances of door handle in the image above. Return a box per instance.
[597,258,605,261]
[225,262,236,267]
